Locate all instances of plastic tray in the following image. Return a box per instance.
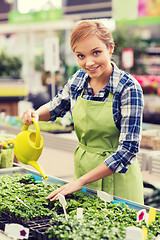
[1,163,159,213]
[0,164,159,240]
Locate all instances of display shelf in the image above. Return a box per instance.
[146,46,160,54]
[1,123,160,187]
[148,151,160,177]
[0,164,159,239]
[1,122,160,151]
[1,163,159,213]
[1,123,160,168]
[142,46,160,75]
[143,170,160,189]
[138,148,160,178]
[0,125,78,152]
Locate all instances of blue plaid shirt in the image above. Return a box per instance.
[45,62,144,173]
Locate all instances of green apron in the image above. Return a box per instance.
[72,90,144,204]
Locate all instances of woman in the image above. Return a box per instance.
[21,20,144,204]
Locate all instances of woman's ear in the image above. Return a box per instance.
[109,44,114,54]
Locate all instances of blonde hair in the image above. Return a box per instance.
[70,20,114,52]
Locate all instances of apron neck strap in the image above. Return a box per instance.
[108,91,113,102]
[80,89,84,97]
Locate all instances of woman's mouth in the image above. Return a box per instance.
[86,66,99,72]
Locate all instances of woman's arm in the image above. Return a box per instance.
[104,79,144,173]
[46,162,114,201]
[21,70,85,125]
[36,105,51,121]
[21,72,78,126]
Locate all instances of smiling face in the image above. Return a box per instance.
[74,34,114,82]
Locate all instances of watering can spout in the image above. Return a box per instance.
[28,161,48,180]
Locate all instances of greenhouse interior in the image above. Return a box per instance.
[0,0,160,239]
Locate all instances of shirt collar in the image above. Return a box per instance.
[76,71,90,92]
[106,61,125,94]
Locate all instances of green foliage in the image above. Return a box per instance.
[34,55,44,72]
[46,204,160,240]
[0,50,22,79]
[0,174,159,239]
[112,24,148,74]
[0,174,60,221]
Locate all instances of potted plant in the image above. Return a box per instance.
[0,138,15,168]
[0,49,22,79]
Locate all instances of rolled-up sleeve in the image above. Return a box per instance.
[44,79,72,121]
[43,70,86,121]
[104,83,144,173]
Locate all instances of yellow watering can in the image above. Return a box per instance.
[14,118,48,180]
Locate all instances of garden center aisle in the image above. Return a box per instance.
[39,146,74,182]
[20,146,74,182]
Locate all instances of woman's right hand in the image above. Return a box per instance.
[21,109,39,126]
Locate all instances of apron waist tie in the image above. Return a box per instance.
[79,142,117,156]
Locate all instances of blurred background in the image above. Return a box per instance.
[0,0,160,208]
[0,0,159,120]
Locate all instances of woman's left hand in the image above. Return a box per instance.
[46,179,84,201]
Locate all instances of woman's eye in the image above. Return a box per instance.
[77,54,84,59]
[93,51,100,56]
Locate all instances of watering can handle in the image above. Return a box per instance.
[22,118,41,148]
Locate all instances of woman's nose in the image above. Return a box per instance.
[85,57,94,67]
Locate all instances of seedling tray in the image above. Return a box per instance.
[0,217,36,240]
[0,217,53,240]
[1,163,158,212]
[0,164,160,240]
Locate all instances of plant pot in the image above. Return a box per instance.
[0,148,14,168]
